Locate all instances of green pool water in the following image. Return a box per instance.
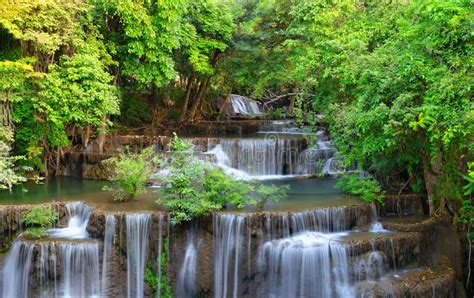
[0,176,361,212]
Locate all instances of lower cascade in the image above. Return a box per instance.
[2,241,35,298]
[59,242,101,297]
[0,202,463,297]
[214,214,245,298]
[176,231,198,297]
[101,215,116,296]
[126,213,151,298]
[2,240,101,297]
[258,232,353,297]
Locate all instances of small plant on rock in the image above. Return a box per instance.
[22,206,59,238]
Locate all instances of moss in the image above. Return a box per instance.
[145,236,173,297]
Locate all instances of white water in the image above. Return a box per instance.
[1,241,35,298]
[59,242,101,297]
[290,207,351,233]
[156,214,164,298]
[101,215,116,296]
[214,214,245,298]
[258,231,353,297]
[48,202,92,239]
[229,95,262,116]
[38,243,58,297]
[176,233,198,297]
[126,213,151,298]
[205,144,313,180]
[369,204,390,233]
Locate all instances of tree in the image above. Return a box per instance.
[156,134,287,224]
[279,0,473,216]
[103,147,154,202]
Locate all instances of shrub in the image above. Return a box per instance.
[156,134,288,224]
[103,147,154,201]
[336,174,384,204]
[22,206,59,238]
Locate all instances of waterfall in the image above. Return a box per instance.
[38,243,58,297]
[220,139,292,176]
[176,232,198,297]
[369,203,389,233]
[214,214,245,298]
[126,213,151,298]
[258,232,353,297]
[290,207,351,233]
[59,242,101,297]
[202,137,338,178]
[156,214,164,298]
[48,202,92,239]
[2,241,35,298]
[206,144,251,180]
[229,95,262,116]
[354,251,387,281]
[101,215,116,296]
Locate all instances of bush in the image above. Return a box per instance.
[103,147,154,201]
[336,174,384,204]
[156,134,288,224]
[22,206,59,238]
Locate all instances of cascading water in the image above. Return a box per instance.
[258,232,353,297]
[48,202,92,239]
[1,241,35,298]
[229,95,262,116]
[38,243,58,297]
[219,138,299,176]
[214,214,245,298]
[176,231,198,297]
[200,132,339,179]
[369,203,390,233]
[2,240,101,297]
[101,215,116,296]
[126,213,151,298]
[156,214,164,298]
[290,207,351,233]
[59,242,101,297]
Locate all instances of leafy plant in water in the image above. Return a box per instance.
[336,174,384,204]
[21,206,58,238]
[103,147,154,202]
[156,134,288,224]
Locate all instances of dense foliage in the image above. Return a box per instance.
[0,0,471,223]
[220,0,473,220]
[21,205,58,238]
[156,135,287,224]
[103,147,154,201]
[336,174,384,204]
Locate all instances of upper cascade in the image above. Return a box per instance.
[47,202,92,239]
[224,94,262,117]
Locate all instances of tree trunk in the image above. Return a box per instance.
[82,126,91,148]
[97,117,107,154]
[217,85,233,120]
[186,51,222,122]
[188,76,210,122]
[0,101,13,131]
[422,151,443,216]
[179,76,194,123]
[288,95,296,116]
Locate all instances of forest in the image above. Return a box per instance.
[0,0,472,297]
[1,0,472,221]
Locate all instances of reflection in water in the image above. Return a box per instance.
[0,177,361,212]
